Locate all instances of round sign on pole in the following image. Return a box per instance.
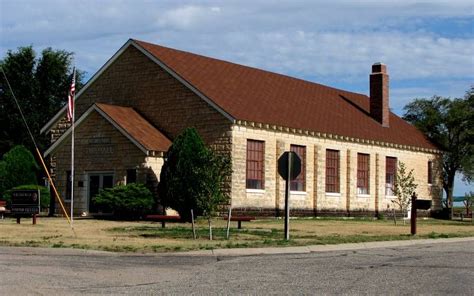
[278,151,301,181]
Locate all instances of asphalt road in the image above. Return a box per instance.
[0,240,473,295]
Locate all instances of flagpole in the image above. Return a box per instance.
[70,67,76,229]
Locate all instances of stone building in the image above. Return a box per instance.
[42,39,442,216]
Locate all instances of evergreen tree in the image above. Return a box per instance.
[159,128,231,239]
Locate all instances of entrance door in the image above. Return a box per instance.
[88,173,114,213]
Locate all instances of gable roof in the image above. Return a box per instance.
[42,38,437,151]
[44,103,171,157]
[134,39,437,151]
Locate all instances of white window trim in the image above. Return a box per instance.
[246,189,265,194]
[325,192,341,197]
[290,191,307,195]
[357,194,371,198]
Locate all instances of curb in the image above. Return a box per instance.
[170,236,474,257]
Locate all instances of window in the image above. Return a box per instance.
[65,170,72,201]
[246,140,265,189]
[325,149,340,193]
[428,161,433,184]
[127,169,137,184]
[290,145,306,191]
[385,157,397,196]
[357,153,370,195]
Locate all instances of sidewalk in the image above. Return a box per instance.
[178,236,474,257]
[2,236,473,258]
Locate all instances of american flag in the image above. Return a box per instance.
[67,68,76,122]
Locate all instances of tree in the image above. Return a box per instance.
[0,46,84,156]
[462,191,473,218]
[197,149,232,240]
[0,145,39,196]
[159,128,232,239]
[159,128,208,222]
[392,161,418,223]
[403,89,474,218]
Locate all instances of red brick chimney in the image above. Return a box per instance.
[370,63,389,127]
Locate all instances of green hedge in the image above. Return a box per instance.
[93,183,153,219]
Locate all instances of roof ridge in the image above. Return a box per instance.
[132,38,368,99]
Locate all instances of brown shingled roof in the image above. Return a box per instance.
[96,103,171,152]
[134,39,437,150]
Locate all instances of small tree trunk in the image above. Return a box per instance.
[208,217,212,241]
[393,208,397,226]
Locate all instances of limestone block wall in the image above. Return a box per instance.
[68,45,233,151]
[231,125,442,216]
[53,111,160,215]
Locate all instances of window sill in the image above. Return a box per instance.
[246,189,265,194]
[290,191,307,195]
[385,195,396,199]
[325,192,341,197]
[357,194,370,198]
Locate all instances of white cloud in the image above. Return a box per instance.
[1,0,472,93]
[156,5,222,30]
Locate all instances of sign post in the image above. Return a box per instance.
[410,192,432,235]
[278,151,301,240]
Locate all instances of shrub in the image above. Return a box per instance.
[3,185,50,210]
[93,183,153,219]
[0,145,39,196]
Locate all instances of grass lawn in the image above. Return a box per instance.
[0,216,472,253]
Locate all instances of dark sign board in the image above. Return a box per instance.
[11,190,40,215]
[414,199,432,210]
[278,151,301,181]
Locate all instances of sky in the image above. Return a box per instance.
[1,0,473,196]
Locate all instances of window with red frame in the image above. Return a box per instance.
[385,157,397,196]
[428,161,433,184]
[357,153,370,195]
[325,149,340,193]
[290,145,306,191]
[246,140,265,189]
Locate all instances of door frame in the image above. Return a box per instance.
[86,171,114,213]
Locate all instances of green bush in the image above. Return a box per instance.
[93,183,153,219]
[4,185,50,210]
[0,145,39,196]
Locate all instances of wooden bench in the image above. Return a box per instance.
[144,214,181,228]
[223,216,255,229]
[0,200,9,219]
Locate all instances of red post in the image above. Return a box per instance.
[16,217,21,224]
[411,193,417,235]
[32,214,37,225]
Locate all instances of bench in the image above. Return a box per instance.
[223,216,255,229]
[0,200,9,219]
[144,214,181,228]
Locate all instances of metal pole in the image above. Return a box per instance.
[284,153,292,241]
[226,207,232,240]
[411,193,417,235]
[70,67,76,229]
[191,209,196,240]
